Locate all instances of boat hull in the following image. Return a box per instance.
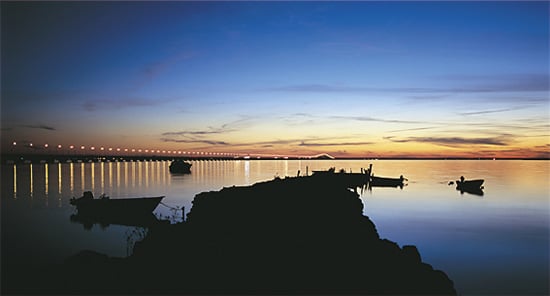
[456,179,484,189]
[456,179,484,196]
[369,176,404,187]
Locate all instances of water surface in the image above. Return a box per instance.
[1,160,548,294]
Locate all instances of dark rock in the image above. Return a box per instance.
[51,175,456,294]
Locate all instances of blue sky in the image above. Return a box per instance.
[2,1,549,158]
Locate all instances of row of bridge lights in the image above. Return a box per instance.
[11,141,237,156]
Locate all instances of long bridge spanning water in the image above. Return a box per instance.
[2,141,335,164]
[1,153,335,164]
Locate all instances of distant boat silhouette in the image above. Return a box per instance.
[70,191,164,217]
[364,164,407,188]
[312,167,369,190]
[169,160,192,174]
[369,175,406,188]
[455,176,484,196]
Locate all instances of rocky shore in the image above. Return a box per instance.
[39,175,456,294]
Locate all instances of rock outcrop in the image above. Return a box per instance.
[53,175,456,294]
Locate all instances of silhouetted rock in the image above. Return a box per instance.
[49,175,456,294]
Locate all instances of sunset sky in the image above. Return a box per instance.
[1,1,549,158]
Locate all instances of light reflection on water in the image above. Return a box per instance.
[1,160,549,295]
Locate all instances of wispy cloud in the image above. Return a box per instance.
[160,138,229,146]
[136,51,196,89]
[162,116,255,137]
[265,73,549,95]
[162,129,232,137]
[20,124,56,131]
[438,73,549,93]
[458,107,527,116]
[331,115,431,125]
[265,84,434,93]
[83,97,167,112]
[385,136,509,146]
[298,141,372,147]
[387,126,439,133]
[160,117,256,146]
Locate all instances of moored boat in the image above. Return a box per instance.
[455,177,484,196]
[369,175,406,187]
[456,177,484,189]
[312,167,369,189]
[70,191,164,217]
[169,159,192,174]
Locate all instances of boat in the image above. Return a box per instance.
[70,191,164,217]
[369,175,406,188]
[455,177,484,196]
[312,167,369,190]
[456,179,484,189]
[169,159,192,174]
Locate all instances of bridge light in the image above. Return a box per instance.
[80,146,85,150]
[12,141,16,146]
[44,144,49,148]
[69,145,74,149]
[57,144,62,149]
[90,146,95,150]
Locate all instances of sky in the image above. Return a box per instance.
[1,1,549,158]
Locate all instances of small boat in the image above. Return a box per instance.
[312,167,369,189]
[455,177,484,196]
[169,159,192,174]
[369,175,406,188]
[455,177,484,190]
[70,191,164,217]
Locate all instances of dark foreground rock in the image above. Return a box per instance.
[43,175,456,294]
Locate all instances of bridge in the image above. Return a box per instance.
[2,141,334,164]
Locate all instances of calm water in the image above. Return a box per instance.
[1,160,549,294]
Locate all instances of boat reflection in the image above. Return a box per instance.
[70,212,162,230]
[368,182,406,190]
[454,176,485,196]
[456,186,484,196]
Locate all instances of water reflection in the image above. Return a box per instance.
[456,186,484,196]
[30,163,33,198]
[2,159,549,295]
[13,165,16,198]
[68,163,73,195]
[58,163,62,195]
[70,212,158,230]
[244,160,250,184]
